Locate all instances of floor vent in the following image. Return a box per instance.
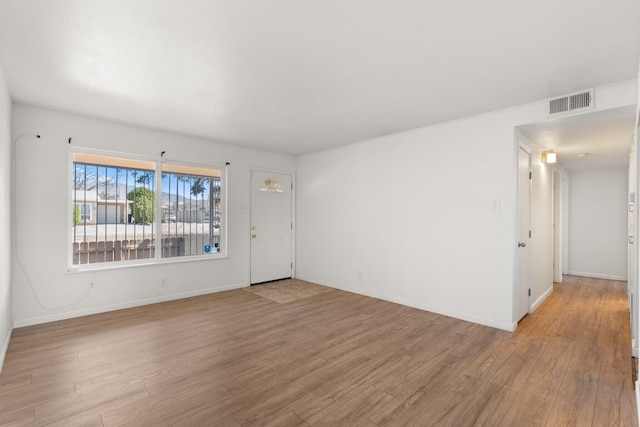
[548,89,594,116]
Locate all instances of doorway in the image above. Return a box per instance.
[515,105,637,344]
[250,170,293,285]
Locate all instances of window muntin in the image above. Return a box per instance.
[71,151,224,268]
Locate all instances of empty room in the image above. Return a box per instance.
[1,1,640,425]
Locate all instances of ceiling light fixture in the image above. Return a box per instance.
[576,153,589,158]
[542,150,556,164]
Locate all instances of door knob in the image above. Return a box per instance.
[518,242,526,248]
[252,234,257,238]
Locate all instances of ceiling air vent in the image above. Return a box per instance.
[547,89,594,116]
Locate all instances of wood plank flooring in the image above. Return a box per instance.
[0,275,636,426]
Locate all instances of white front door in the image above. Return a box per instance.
[516,147,531,322]
[250,170,293,284]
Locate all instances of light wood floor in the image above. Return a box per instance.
[0,275,636,426]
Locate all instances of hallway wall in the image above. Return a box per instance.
[296,79,637,331]
[568,167,629,280]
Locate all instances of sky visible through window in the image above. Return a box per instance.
[72,163,220,209]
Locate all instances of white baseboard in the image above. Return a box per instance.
[530,286,553,313]
[0,323,12,374]
[295,274,515,332]
[568,271,627,281]
[13,282,248,328]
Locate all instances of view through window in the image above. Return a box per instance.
[71,152,223,267]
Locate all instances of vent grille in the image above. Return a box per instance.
[548,89,594,116]
[570,92,591,110]
[550,97,569,114]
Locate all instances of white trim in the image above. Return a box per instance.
[0,323,12,374]
[67,254,229,273]
[13,282,248,328]
[68,148,75,268]
[296,274,515,332]
[220,163,229,259]
[512,131,521,325]
[567,271,627,281]
[636,380,640,425]
[517,130,533,153]
[530,285,553,313]
[291,173,296,279]
[68,146,228,270]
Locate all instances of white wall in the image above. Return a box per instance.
[9,79,638,330]
[296,79,637,331]
[568,168,629,280]
[0,62,12,371]
[11,105,295,326]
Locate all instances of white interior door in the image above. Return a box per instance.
[516,147,531,322]
[250,170,293,284]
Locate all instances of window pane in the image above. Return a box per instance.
[259,178,283,193]
[72,155,156,265]
[161,165,222,258]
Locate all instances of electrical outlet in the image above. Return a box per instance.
[161,278,168,287]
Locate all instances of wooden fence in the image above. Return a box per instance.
[73,238,184,264]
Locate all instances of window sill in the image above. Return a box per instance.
[67,253,229,273]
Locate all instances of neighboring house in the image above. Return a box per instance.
[73,190,131,225]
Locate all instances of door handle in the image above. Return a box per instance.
[252,234,257,238]
[518,242,526,248]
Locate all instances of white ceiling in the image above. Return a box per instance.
[0,0,639,156]
[518,106,637,172]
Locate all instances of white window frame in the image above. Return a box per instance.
[68,147,227,271]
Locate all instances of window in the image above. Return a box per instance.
[75,203,92,222]
[71,151,224,268]
[161,163,222,258]
[259,178,283,193]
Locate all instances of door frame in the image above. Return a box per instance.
[249,168,296,284]
[553,170,563,283]
[513,140,532,327]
